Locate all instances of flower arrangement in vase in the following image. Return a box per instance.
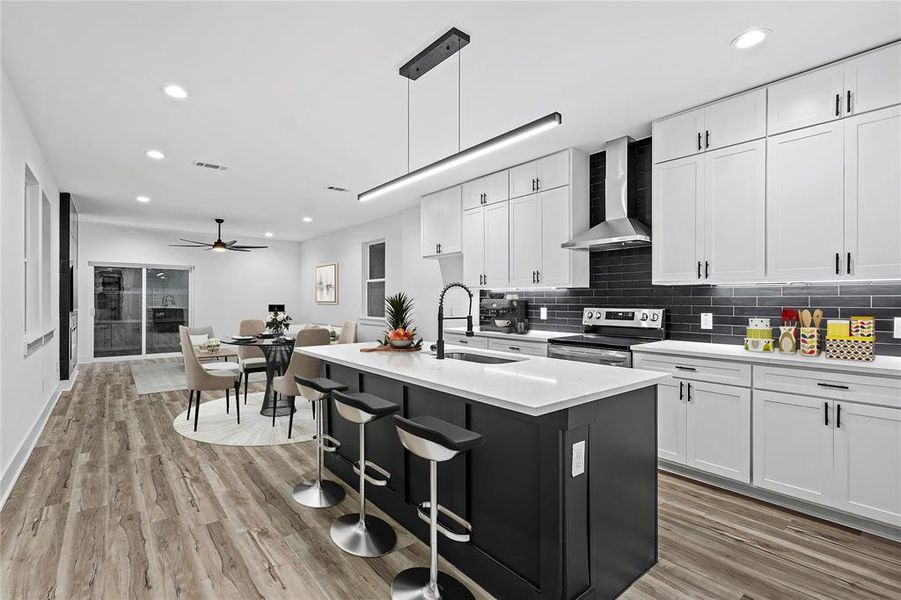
[380,292,422,349]
[266,311,292,336]
[204,337,222,353]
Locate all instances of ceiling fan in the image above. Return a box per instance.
[169,218,268,253]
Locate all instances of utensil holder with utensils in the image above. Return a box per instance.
[778,326,798,353]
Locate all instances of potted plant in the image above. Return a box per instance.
[266,311,292,337]
[380,292,422,349]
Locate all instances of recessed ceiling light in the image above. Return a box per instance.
[731,28,770,49]
[265,232,274,237]
[136,195,151,203]
[302,217,313,223]
[146,149,165,160]
[162,84,189,99]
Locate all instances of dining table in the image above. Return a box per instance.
[221,335,296,417]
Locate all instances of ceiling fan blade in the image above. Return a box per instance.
[227,247,251,252]
[230,245,268,249]
[169,243,212,247]
[224,240,238,246]
[178,238,212,245]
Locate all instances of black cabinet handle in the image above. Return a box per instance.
[836,403,842,428]
[846,90,852,114]
[705,130,710,149]
[835,252,840,275]
[531,270,536,283]
[675,365,697,371]
[697,261,702,279]
[817,382,849,390]
[847,252,851,275]
[687,382,692,402]
[705,261,710,278]
[531,178,536,191]
[824,402,829,426]
[535,177,540,190]
[697,132,702,151]
[536,270,541,283]
[835,93,841,117]
[679,381,684,401]
[508,346,521,351]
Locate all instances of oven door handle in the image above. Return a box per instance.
[549,345,629,361]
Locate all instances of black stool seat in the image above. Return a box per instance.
[295,376,348,394]
[394,415,484,453]
[334,391,398,418]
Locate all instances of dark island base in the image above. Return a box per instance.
[322,362,658,600]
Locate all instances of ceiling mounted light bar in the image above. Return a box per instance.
[358,112,562,202]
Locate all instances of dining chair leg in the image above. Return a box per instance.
[226,388,230,414]
[272,392,277,427]
[244,374,250,405]
[193,391,201,432]
[187,390,194,420]
[235,381,241,425]
[287,396,295,439]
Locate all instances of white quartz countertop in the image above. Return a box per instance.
[296,342,669,416]
[632,340,901,378]
[446,327,572,342]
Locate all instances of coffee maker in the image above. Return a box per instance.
[479,296,529,333]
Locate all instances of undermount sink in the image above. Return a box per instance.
[441,352,525,365]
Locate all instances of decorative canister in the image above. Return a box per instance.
[778,326,798,353]
[825,338,876,361]
[826,319,851,339]
[746,327,773,340]
[749,318,771,329]
[744,338,775,352]
[850,316,875,338]
[799,327,820,356]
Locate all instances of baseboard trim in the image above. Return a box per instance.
[659,461,901,543]
[80,352,182,363]
[0,374,73,509]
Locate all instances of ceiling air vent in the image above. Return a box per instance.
[327,186,350,192]
[193,161,228,171]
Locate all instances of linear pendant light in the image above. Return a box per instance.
[358,112,562,202]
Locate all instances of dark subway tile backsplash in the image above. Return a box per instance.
[482,138,901,356]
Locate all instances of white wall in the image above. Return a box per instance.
[297,206,470,343]
[0,70,62,502]
[77,220,303,361]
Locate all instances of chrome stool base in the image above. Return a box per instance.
[330,513,396,557]
[292,479,345,508]
[390,568,475,600]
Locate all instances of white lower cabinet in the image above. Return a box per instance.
[486,338,546,357]
[657,380,687,464]
[685,381,751,483]
[753,390,834,505]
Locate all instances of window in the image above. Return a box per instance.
[23,166,40,338]
[41,192,52,329]
[364,240,386,319]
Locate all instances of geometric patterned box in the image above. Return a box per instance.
[824,338,876,361]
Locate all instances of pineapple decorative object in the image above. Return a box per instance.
[381,292,422,349]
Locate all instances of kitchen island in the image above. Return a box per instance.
[295,342,670,600]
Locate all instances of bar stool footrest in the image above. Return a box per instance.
[416,502,471,542]
[315,433,341,453]
[353,460,391,487]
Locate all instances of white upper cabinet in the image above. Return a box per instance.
[420,185,461,258]
[510,194,542,286]
[652,89,766,164]
[766,122,845,281]
[537,187,572,287]
[833,402,901,526]
[510,150,570,198]
[768,43,901,135]
[461,171,509,211]
[844,106,901,279]
[767,64,844,135]
[652,155,703,283]
[462,202,510,288]
[843,43,901,116]
[703,140,766,283]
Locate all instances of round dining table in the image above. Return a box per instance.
[222,336,296,417]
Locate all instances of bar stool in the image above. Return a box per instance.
[292,376,347,508]
[391,415,484,600]
[329,391,399,557]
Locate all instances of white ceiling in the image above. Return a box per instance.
[3,1,899,242]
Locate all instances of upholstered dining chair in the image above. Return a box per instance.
[337,320,357,344]
[179,326,240,432]
[237,319,267,404]
[272,327,331,438]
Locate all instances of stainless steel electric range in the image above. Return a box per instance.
[547,307,665,367]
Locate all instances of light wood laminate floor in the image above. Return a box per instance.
[2,360,899,599]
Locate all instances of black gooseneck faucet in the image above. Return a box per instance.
[435,282,474,359]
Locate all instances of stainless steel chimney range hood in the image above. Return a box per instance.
[562,136,651,251]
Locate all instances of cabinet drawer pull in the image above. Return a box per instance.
[817,382,849,390]
[674,365,697,371]
[508,346,521,351]
[835,93,841,117]
[824,402,829,426]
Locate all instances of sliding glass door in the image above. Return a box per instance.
[93,264,191,358]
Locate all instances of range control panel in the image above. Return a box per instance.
[582,307,665,328]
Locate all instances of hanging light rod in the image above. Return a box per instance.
[358,112,562,202]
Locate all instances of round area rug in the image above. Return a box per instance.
[173,391,316,447]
